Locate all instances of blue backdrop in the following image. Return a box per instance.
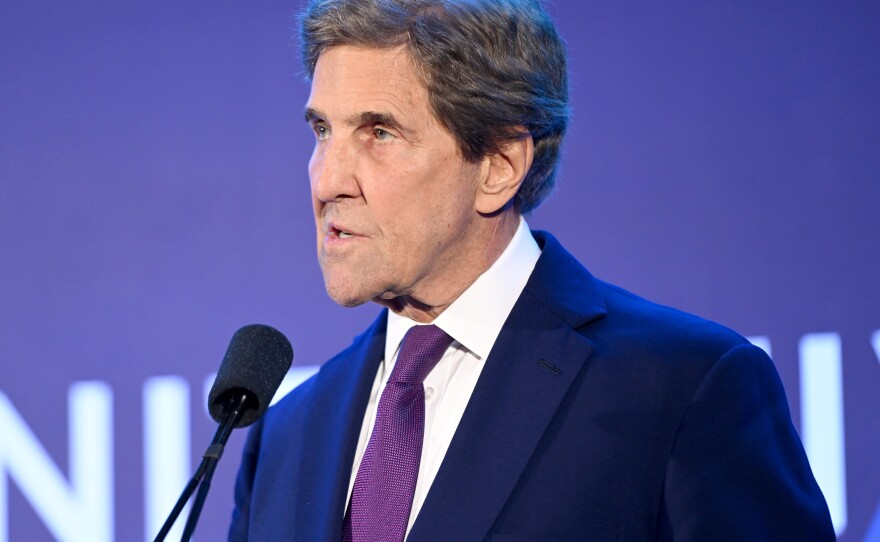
[1,1,878,540]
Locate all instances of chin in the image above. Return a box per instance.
[330,295,369,308]
[323,281,373,308]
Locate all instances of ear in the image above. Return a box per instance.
[475,132,534,215]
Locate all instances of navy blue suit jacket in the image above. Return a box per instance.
[229,231,834,541]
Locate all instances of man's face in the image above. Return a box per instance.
[306,45,485,310]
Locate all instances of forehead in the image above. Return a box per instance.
[307,45,431,124]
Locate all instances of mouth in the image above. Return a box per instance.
[328,224,356,240]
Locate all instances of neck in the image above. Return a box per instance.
[374,210,521,323]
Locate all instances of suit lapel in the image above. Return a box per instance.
[294,313,387,541]
[408,232,607,541]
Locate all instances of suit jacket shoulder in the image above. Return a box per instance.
[423,231,833,541]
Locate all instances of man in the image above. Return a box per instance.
[229,0,835,540]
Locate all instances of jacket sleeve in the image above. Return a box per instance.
[660,343,836,541]
[228,418,264,542]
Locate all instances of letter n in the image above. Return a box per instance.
[0,382,113,542]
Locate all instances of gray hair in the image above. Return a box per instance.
[299,0,569,213]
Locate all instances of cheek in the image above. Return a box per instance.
[360,171,414,224]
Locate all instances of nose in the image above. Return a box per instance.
[310,137,361,203]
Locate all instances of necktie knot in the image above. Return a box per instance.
[390,324,453,385]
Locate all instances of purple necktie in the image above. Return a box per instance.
[342,324,453,542]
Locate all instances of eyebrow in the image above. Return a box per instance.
[304,107,411,135]
[304,107,325,124]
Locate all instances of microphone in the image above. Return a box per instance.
[209,323,294,428]
[153,324,293,542]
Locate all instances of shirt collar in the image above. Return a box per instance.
[385,217,541,363]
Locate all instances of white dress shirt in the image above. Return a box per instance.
[346,217,541,537]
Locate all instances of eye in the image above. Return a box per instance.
[312,123,330,140]
[374,127,395,141]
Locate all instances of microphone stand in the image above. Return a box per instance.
[153,392,252,542]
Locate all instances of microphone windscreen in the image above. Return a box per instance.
[208,324,293,428]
